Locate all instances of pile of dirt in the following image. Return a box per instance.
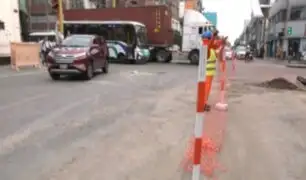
[257,77,298,90]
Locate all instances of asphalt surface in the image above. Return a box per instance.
[0,59,306,180]
[0,61,197,180]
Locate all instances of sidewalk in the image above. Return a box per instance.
[257,57,306,68]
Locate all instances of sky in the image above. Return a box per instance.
[201,0,253,44]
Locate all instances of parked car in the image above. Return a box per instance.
[46,34,109,80]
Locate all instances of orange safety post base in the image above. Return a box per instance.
[181,134,226,178]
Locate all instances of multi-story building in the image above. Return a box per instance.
[236,0,271,57]
[267,0,306,58]
[28,0,57,32]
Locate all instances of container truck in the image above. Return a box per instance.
[64,5,181,62]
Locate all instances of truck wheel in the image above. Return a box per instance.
[165,53,172,63]
[156,49,170,62]
[117,53,125,63]
[188,50,199,64]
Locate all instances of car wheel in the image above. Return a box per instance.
[84,62,94,80]
[49,73,60,80]
[102,59,109,73]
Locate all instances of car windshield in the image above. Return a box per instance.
[236,46,246,52]
[61,36,92,47]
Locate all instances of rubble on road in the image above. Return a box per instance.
[257,77,299,90]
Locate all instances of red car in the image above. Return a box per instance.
[46,34,109,80]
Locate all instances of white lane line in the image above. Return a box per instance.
[0,94,47,111]
[89,80,120,86]
[0,96,95,155]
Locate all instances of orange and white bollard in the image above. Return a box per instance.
[192,37,207,180]
[215,48,228,111]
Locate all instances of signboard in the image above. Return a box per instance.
[287,26,292,35]
[203,12,217,27]
[185,0,202,11]
[185,0,196,9]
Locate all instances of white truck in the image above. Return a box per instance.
[0,0,21,59]
[181,9,214,64]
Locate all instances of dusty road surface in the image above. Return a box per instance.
[0,60,305,180]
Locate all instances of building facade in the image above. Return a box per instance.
[28,0,57,32]
[267,0,306,58]
[235,0,271,57]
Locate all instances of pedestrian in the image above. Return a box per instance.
[201,30,219,111]
[40,36,52,65]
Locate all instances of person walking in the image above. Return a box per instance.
[40,37,52,65]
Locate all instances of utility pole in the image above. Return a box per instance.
[112,0,116,8]
[283,0,290,58]
[51,0,64,33]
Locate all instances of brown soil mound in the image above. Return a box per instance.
[258,77,298,90]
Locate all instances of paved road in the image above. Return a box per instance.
[0,62,197,180]
[0,59,306,180]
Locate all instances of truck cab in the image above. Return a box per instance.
[182,9,215,64]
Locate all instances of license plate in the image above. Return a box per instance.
[59,64,67,69]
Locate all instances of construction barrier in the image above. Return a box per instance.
[10,42,41,71]
[215,46,228,110]
[182,37,233,179]
[190,35,207,180]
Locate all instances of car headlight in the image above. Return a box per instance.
[74,52,87,58]
[48,51,55,57]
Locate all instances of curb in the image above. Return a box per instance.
[286,64,306,68]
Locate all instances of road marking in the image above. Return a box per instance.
[0,94,47,111]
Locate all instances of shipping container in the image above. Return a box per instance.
[64,5,173,46]
[63,6,177,62]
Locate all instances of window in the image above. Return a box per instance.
[135,25,148,45]
[71,0,84,9]
[0,20,4,30]
[32,0,44,4]
[290,7,303,20]
[89,0,106,8]
[280,9,287,21]
[62,36,92,47]
[301,7,306,20]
